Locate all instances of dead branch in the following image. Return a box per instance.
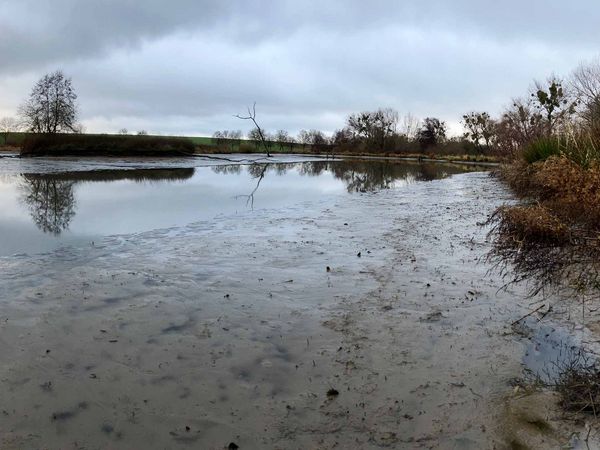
[235,102,272,157]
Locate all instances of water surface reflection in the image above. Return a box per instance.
[1,160,483,255]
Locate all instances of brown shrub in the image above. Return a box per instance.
[493,205,570,244]
[487,201,600,296]
[498,160,541,197]
[532,157,600,228]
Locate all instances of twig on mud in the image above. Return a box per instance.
[511,304,546,326]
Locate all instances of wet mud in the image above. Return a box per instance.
[0,161,594,449]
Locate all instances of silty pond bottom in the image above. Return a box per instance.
[0,155,594,449]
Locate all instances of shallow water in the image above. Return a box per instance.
[0,156,476,256]
[0,156,593,449]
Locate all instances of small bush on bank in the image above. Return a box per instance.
[522,138,562,163]
[490,156,600,297]
[492,204,570,245]
[20,134,196,157]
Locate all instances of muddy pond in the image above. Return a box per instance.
[0,155,592,449]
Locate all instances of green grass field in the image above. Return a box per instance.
[2,131,316,155]
[3,132,216,147]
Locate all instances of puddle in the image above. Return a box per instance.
[519,318,586,383]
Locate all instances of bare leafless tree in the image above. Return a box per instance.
[570,59,600,130]
[229,130,243,151]
[496,97,545,153]
[296,129,310,151]
[235,103,272,157]
[274,129,291,151]
[19,70,78,133]
[400,113,420,141]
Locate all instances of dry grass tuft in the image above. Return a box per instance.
[531,349,600,417]
[556,363,600,416]
[489,156,600,296]
[492,205,570,244]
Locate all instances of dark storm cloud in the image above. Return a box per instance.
[1,0,599,134]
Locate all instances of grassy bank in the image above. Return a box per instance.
[20,134,196,157]
[490,151,600,296]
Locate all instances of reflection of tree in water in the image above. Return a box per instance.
[19,168,195,235]
[299,160,472,193]
[211,165,242,175]
[216,159,480,205]
[20,175,76,235]
[235,163,270,209]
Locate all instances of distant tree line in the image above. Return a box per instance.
[210,106,493,156]
[8,62,600,159]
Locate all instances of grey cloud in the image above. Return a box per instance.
[0,1,599,135]
[2,1,600,73]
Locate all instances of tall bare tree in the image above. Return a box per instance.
[235,103,272,157]
[19,70,78,133]
[570,59,600,130]
[400,113,420,141]
[495,98,545,153]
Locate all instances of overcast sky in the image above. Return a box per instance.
[0,0,598,136]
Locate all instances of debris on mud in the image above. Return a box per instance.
[537,348,600,416]
[326,388,339,398]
